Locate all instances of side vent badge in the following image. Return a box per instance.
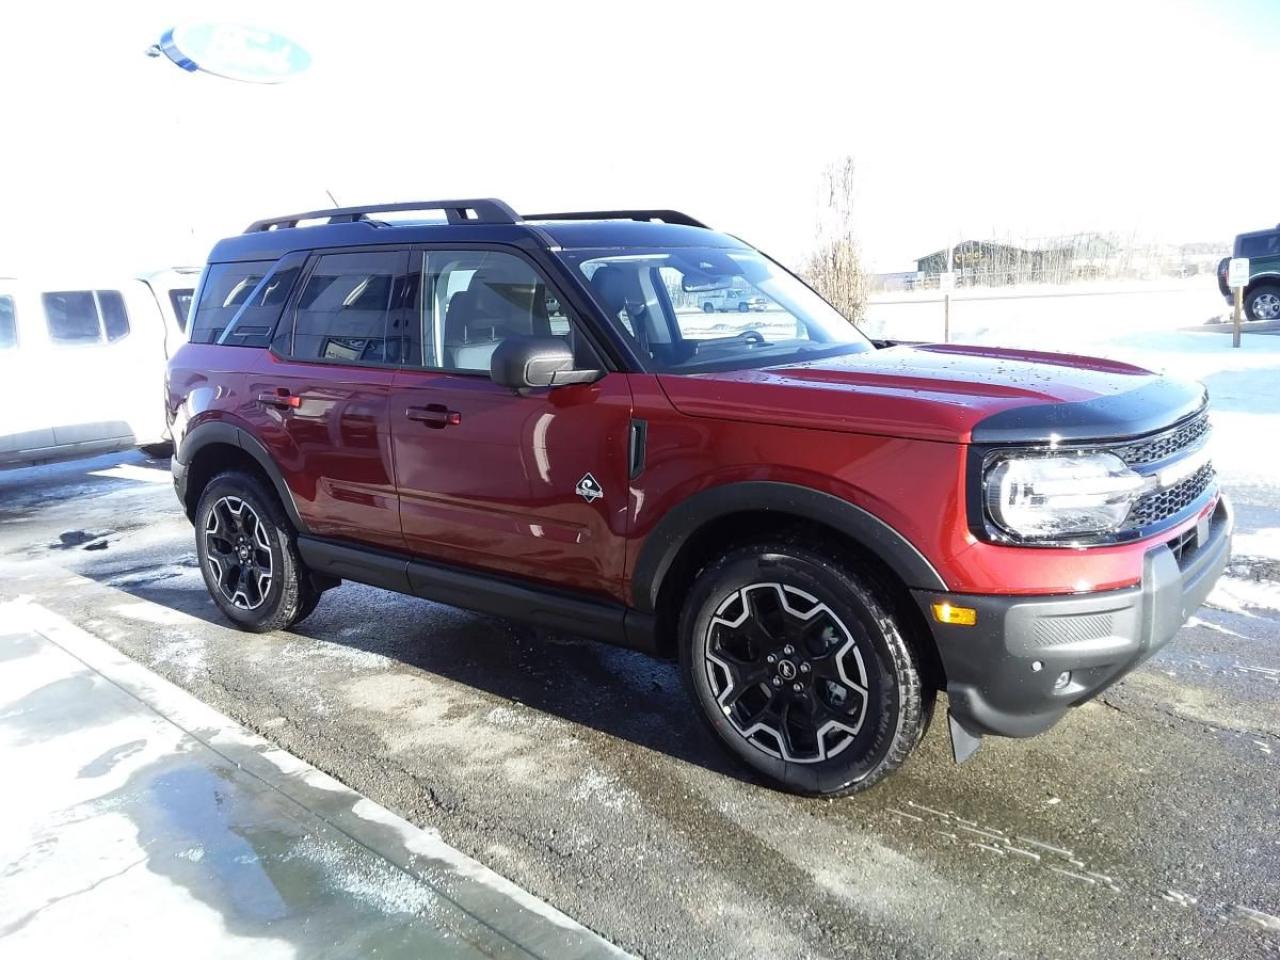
[576,473,604,503]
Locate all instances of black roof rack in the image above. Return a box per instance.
[245,198,519,233]
[522,209,709,229]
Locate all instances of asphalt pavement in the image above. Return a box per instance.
[0,450,1277,959]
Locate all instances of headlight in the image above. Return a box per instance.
[984,452,1146,541]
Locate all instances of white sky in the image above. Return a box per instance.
[1,0,1276,274]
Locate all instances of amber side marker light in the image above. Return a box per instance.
[932,602,977,626]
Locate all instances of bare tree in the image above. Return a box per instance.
[803,156,866,323]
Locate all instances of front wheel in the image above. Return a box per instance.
[679,540,929,796]
[1246,284,1280,322]
[703,302,716,313]
[195,470,321,633]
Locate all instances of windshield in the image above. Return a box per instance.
[567,247,872,373]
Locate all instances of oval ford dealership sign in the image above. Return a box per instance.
[158,24,310,83]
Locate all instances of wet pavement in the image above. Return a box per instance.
[0,601,630,959]
[0,450,1278,959]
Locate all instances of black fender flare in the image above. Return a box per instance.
[177,421,308,533]
[630,481,947,612]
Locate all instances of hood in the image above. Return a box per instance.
[657,344,1207,444]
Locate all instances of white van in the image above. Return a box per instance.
[0,268,198,467]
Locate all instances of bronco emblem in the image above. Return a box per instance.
[575,473,603,503]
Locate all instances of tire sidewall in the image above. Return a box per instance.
[680,545,913,796]
[195,473,293,630]
[1247,285,1279,322]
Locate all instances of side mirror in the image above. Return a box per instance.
[490,336,601,391]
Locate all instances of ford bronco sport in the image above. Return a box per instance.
[167,199,1231,796]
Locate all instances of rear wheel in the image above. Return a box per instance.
[738,301,750,312]
[679,540,929,796]
[703,301,716,313]
[1246,284,1280,322]
[195,470,321,632]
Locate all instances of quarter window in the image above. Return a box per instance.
[0,295,15,349]
[189,261,272,345]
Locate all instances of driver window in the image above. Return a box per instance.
[418,250,597,374]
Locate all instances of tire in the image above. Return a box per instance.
[679,540,929,796]
[703,302,717,313]
[194,469,321,633]
[1245,284,1280,322]
[738,301,750,312]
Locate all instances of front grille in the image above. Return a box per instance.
[1125,463,1214,530]
[1112,412,1209,466]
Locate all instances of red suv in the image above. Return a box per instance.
[166,199,1231,796]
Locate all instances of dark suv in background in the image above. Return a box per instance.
[1217,225,1280,321]
[167,199,1230,796]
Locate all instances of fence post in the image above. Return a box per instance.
[943,293,951,343]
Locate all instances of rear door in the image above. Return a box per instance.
[245,248,415,552]
[388,247,632,598]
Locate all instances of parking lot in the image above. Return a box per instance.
[1,450,1276,959]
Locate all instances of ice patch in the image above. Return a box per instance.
[279,639,392,671]
[1207,576,1280,616]
[1231,528,1280,563]
[349,797,588,934]
[570,767,638,812]
[151,631,207,683]
[288,834,437,915]
[111,602,200,627]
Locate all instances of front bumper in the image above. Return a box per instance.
[914,495,1232,741]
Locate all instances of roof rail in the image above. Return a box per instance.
[244,198,519,233]
[522,209,710,229]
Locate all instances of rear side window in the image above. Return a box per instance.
[0,295,16,349]
[285,250,416,364]
[169,289,194,332]
[98,291,130,341]
[44,291,100,343]
[42,291,129,345]
[189,261,272,345]
[1238,234,1280,258]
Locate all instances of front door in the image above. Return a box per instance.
[389,248,632,599]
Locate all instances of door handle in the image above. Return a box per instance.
[257,390,300,409]
[406,404,461,428]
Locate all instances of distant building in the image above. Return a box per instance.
[915,240,1043,286]
[912,234,1226,286]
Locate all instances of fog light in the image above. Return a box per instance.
[1054,671,1071,690]
[932,602,977,626]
